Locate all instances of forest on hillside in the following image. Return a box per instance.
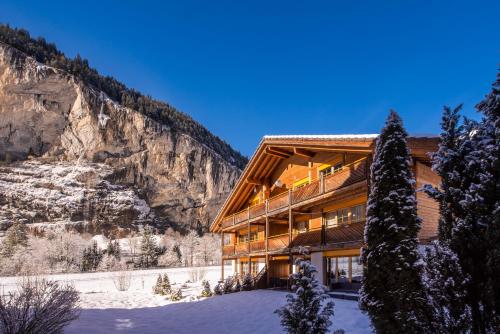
[0,24,248,169]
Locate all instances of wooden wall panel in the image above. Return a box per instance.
[415,161,440,241]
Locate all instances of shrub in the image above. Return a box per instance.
[161,273,172,295]
[213,281,223,295]
[112,271,132,292]
[200,280,212,297]
[0,278,80,334]
[153,274,163,295]
[223,276,234,294]
[170,288,183,301]
[241,273,254,291]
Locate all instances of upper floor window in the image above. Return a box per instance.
[223,234,232,245]
[319,163,344,178]
[351,204,366,223]
[293,177,309,190]
[296,220,309,233]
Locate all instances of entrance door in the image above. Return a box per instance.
[326,256,361,291]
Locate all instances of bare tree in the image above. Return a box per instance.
[0,278,80,334]
[195,234,220,266]
[179,231,200,267]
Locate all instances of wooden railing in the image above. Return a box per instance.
[268,234,289,251]
[268,192,288,212]
[223,244,235,256]
[220,157,368,229]
[235,242,248,255]
[250,239,265,253]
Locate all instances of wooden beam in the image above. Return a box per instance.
[294,147,315,158]
[246,177,262,185]
[268,146,293,156]
[265,147,289,159]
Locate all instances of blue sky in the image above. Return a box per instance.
[1,1,499,156]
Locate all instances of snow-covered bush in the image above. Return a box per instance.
[112,270,132,292]
[223,276,234,294]
[0,278,79,334]
[152,273,172,295]
[170,288,183,301]
[275,258,334,334]
[158,249,181,267]
[153,274,163,295]
[241,273,254,291]
[232,275,241,292]
[213,281,223,295]
[200,280,212,297]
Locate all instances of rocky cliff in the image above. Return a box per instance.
[0,42,243,236]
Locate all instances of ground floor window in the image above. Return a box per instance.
[326,255,363,288]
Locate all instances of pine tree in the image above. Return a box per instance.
[223,276,234,294]
[170,288,183,301]
[360,111,428,333]
[232,276,241,292]
[161,273,172,295]
[1,221,28,257]
[106,240,121,261]
[138,226,162,268]
[275,258,334,334]
[153,274,163,295]
[422,241,471,333]
[81,241,103,272]
[456,69,500,332]
[213,281,223,295]
[241,273,254,291]
[200,280,212,297]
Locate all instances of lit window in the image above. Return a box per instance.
[325,211,338,227]
[296,221,309,233]
[338,208,349,225]
[351,204,366,223]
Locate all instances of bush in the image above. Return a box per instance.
[241,273,254,291]
[170,288,183,301]
[232,276,241,292]
[213,281,223,295]
[112,271,132,292]
[161,273,172,295]
[153,274,163,294]
[0,278,80,334]
[200,280,212,297]
[223,276,234,294]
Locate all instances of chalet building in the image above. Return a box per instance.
[209,135,440,291]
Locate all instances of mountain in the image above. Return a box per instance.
[0,25,246,237]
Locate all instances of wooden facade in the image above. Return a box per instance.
[210,135,440,290]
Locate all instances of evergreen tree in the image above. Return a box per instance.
[241,273,254,291]
[153,274,163,295]
[106,240,121,261]
[0,221,28,257]
[422,241,471,333]
[213,281,223,295]
[200,280,213,297]
[457,69,500,332]
[360,111,428,333]
[170,288,183,301]
[161,273,172,295]
[275,258,334,334]
[81,241,103,272]
[137,226,164,268]
[232,276,241,292]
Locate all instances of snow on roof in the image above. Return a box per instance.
[263,134,379,140]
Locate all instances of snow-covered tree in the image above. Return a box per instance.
[170,288,183,301]
[137,226,165,268]
[213,281,223,295]
[179,231,200,267]
[423,105,467,242]
[360,111,428,333]
[275,258,334,334]
[105,240,121,261]
[1,221,28,257]
[200,280,212,297]
[422,241,471,333]
[161,273,172,295]
[195,233,220,266]
[81,241,103,272]
[241,273,254,291]
[153,274,163,295]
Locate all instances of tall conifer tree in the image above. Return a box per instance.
[360,111,427,333]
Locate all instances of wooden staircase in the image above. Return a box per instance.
[254,265,267,289]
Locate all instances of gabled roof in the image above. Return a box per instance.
[210,134,438,232]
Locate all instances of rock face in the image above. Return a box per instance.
[0,43,242,235]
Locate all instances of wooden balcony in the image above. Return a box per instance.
[221,158,368,230]
[268,234,289,251]
[235,242,248,255]
[250,239,265,253]
[223,244,235,257]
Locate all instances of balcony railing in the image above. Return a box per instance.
[235,242,248,255]
[223,244,235,256]
[250,239,265,253]
[268,234,290,251]
[221,157,367,229]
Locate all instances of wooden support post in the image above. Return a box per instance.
[220,231,224,280]
[265,200,270,287]
[247,207,251,254]
[321,208,326,245]
[348,256,353,283]
[320,173,325,194]
[288,189,293,288]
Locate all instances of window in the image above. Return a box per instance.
[293,177,309,189]
[351,204,366,223]
[223,234,232,245]
[238,231,258,243]
[333,163,343,173]
[337,208,349,225]
[319,163,344,178]
[296,221,309,233]
[325,211,338,227]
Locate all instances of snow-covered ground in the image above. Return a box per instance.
[0,266,371,333]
